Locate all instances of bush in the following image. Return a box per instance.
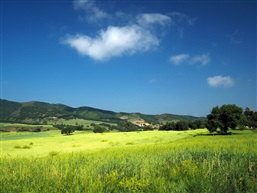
[143,125,154,131]
[159,122,176,131]
[119,122,139,132]
[61,126,75,135]
[93,125,107,133]
[175,121,188,131]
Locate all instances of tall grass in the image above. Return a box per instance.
[1,130,257,192]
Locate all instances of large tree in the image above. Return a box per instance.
[207,104,243,133]
[244,107,257,129]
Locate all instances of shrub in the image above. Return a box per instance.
[93,125,106,133]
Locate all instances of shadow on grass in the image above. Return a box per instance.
[196,132,237,136]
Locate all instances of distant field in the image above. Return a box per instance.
[0,122,53,128]
[1,129,206,158]
[0,122,54,132]
[47,118,118,128]
[0,119,117,132]
[1,129,257,192]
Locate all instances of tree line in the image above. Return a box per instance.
[53,124,84,135]
[54,104,256,135]
[159,119,205,131]
[206,105,257,134]
[159,104,256,133]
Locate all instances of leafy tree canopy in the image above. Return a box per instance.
[93,125,107,133]
[207,104,243,133]
[244,107,257,129]
[120,122,139,132]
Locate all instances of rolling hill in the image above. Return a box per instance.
[0,99,205,126]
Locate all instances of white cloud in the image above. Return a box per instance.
[207,75,235,88]
[169,53,210,66]
[74,0,110,22]
[190,54,211,66]
[169,54,189,65]
[137,13,171,26]
[63,25,159,61]
[65,2,192,61]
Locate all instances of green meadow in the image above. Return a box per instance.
[1,129,257,192]
[0,122,54,128]
[46,118,118,128]
[1,129,205,158]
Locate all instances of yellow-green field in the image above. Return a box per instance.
[1,129,206,158]
[1,129,257,192]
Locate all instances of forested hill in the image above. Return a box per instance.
[0,99,205,125]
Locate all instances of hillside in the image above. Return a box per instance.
[0,99,205,126]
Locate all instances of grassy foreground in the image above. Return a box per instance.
[1,130,257,192]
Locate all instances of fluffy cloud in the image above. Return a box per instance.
[64,4,172,61]
[65,1,192,61]
[207,76,235,88]
[63,25,159,61]
[169,53,210,66]
[169,54,189,65]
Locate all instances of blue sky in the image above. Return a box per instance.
[1,0,256,116]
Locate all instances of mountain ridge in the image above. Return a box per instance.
[0,99,205,125]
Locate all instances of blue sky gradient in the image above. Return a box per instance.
[1,0,256,116]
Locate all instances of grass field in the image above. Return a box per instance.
[1,129,257,192]
[0,122,54,128]
[46,118,118,128]
[1,129,206,158]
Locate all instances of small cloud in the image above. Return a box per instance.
[190,54,211,66]
[63,25,159,61]
[169,53,210,66]
[207,75,235,88]
[73,0,110,22]
[137,13,171,27]
[169,54,189,65]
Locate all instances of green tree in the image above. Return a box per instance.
[159,122,176,131]
[207,104,243,133]
[254,112,257,129]
[143,125,154,131]
[53,124,75,135]
[193,120,206,129]
[188,121,197,130]
[244,107,257,129]
[175,121,188,131]
[93,125,106,133]
[61,125,75,135]
[120,122,138,132]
